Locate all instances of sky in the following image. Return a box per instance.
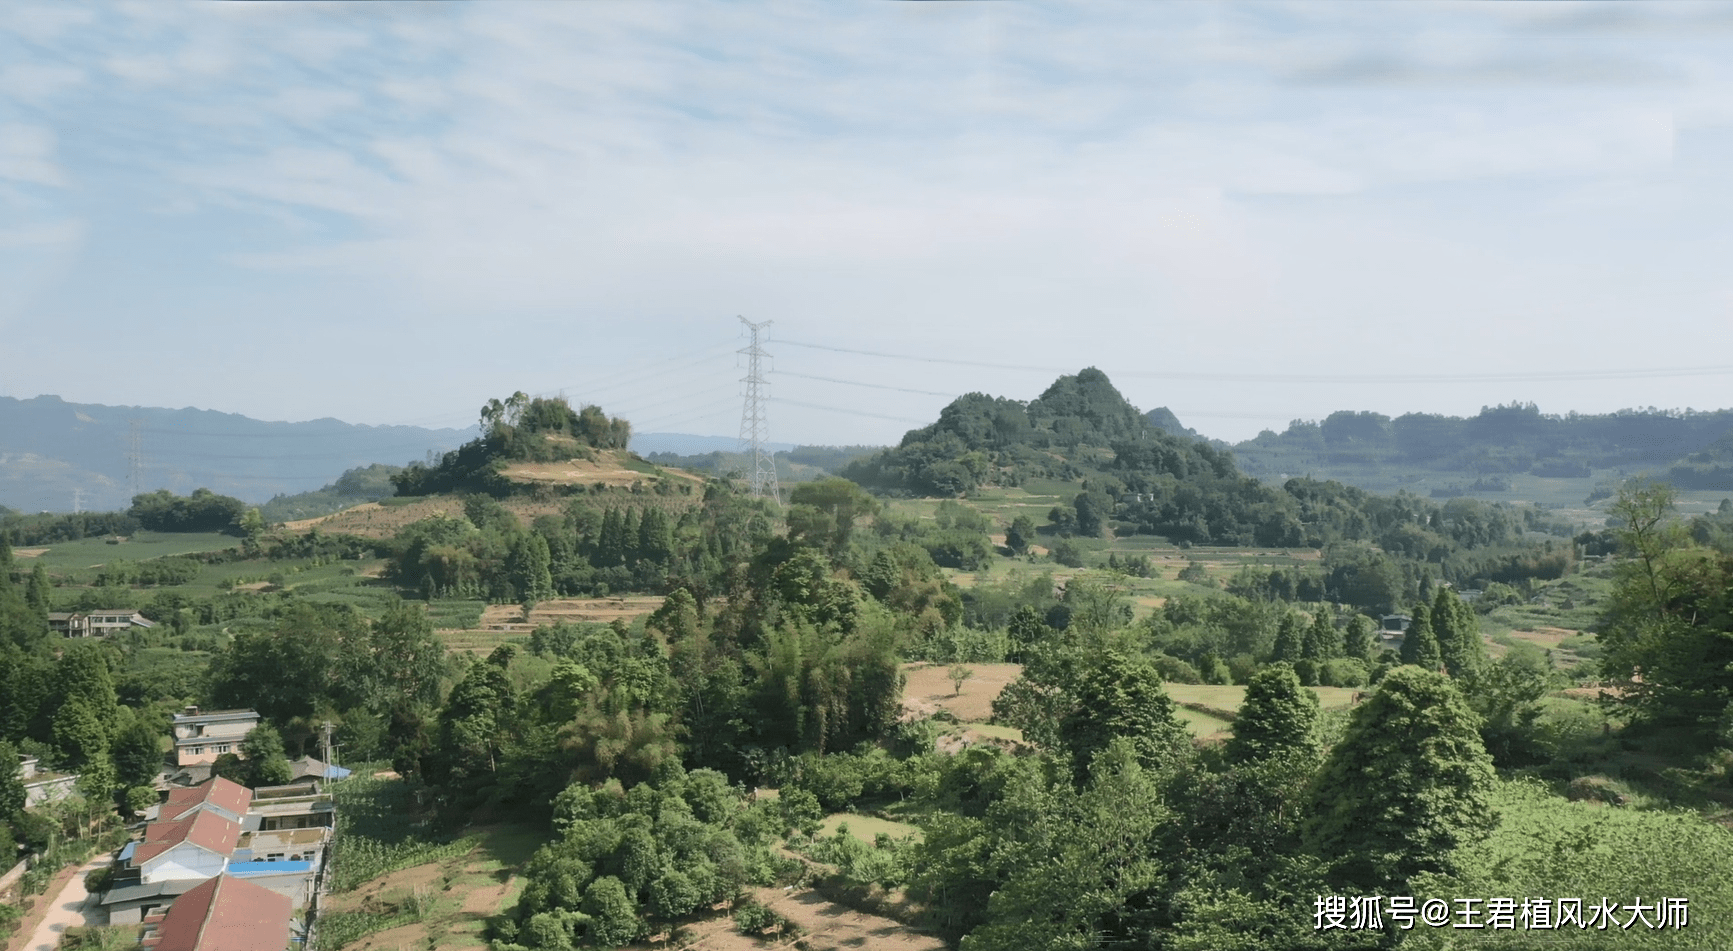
[3,1,1733,447]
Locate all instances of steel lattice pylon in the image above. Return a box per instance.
[737,316,781,505]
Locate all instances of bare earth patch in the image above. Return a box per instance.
[475,597,666,632]
[673,888,944,951]
[1508,627,1575,649]
[12,547,47,558]
[1562,685,1628,700]
[459,874,516,916]
[901,662,1023,723]
[282,499,463,538]
[500,452,704,488]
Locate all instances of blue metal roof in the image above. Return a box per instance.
[118,841,138,862]
[229,860,312,875]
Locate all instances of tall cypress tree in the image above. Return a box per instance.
[1301,608,1338,661]
[1432,586,1484,678]
[1398,603,1441,671]
[596,508,626,567]
[1303,666,1497,890]
[25,564,50,617]
[1271,611,1304,663]
[621,508,643,564]
[1343,614,1376,661]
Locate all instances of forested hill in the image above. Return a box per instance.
[841,367,1233,496]
[1229,403,1733,490]
[0,395,473,513]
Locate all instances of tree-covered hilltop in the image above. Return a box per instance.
[1232,402,1733,488]
[840,370,1578,611]
[392,393,634,496]
[841,368,1244,496]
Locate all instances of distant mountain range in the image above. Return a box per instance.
[8,391,1730,517]
[0,395,474,513]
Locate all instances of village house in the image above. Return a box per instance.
[138,873,295,951]
[101,776,333,926]
[48,610,155,638]
[170,707,260,768]
[16,754,77,807]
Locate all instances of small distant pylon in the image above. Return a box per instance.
[737,316,781,505]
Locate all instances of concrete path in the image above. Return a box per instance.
[19,855,108,951]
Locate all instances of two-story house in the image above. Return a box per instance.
[48,610,155,638]
[170,707,260,768]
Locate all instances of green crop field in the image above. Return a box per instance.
[19,531,239,572]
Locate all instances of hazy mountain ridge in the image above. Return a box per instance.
[0,394,474,513]
[1225,403,1733,491]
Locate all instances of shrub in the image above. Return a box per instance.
[733,899,787,936]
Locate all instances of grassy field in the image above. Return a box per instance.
[1173,706,1234,740]
[14,530,239,571]
[819,813,923,844]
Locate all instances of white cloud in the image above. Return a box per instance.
[0,219,83,249]
[0,125,68,187]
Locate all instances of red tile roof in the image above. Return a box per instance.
[135,810,242,864]
[165,777,253,820]
[146,875,291,951]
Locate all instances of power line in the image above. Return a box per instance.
[771,370,958,398]
[768,396,930,424]
[776,339,1733,385]
[780,338,1068,373]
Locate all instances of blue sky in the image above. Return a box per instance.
[3,2,1732,446]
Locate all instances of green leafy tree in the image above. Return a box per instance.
[25,563,50,615]
[1595,479,1733,738]
[1465,650,1554,766]
[242,723,294,787]
[1005,515,1035,555]
[0,738,25,822]
[363,603,447,714]
[111,715,166,789]
[787,478,878,557]
[1058,650,1192,777]
[1342,613,1376,661]
[1431,585,1484,678]
[1224,663,1319,764]
[581,876,639,946]
[1270,611,1304,663]
[1300,608,1338,661]
[509,532,556,608]
[958,739,1170,950]
[1397,602,1441,671]
[1303,666,1497,891]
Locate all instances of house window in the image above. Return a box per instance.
[189,747,204,755]
[215,745,230,753]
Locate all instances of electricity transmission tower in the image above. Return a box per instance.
[737,316,781,505]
